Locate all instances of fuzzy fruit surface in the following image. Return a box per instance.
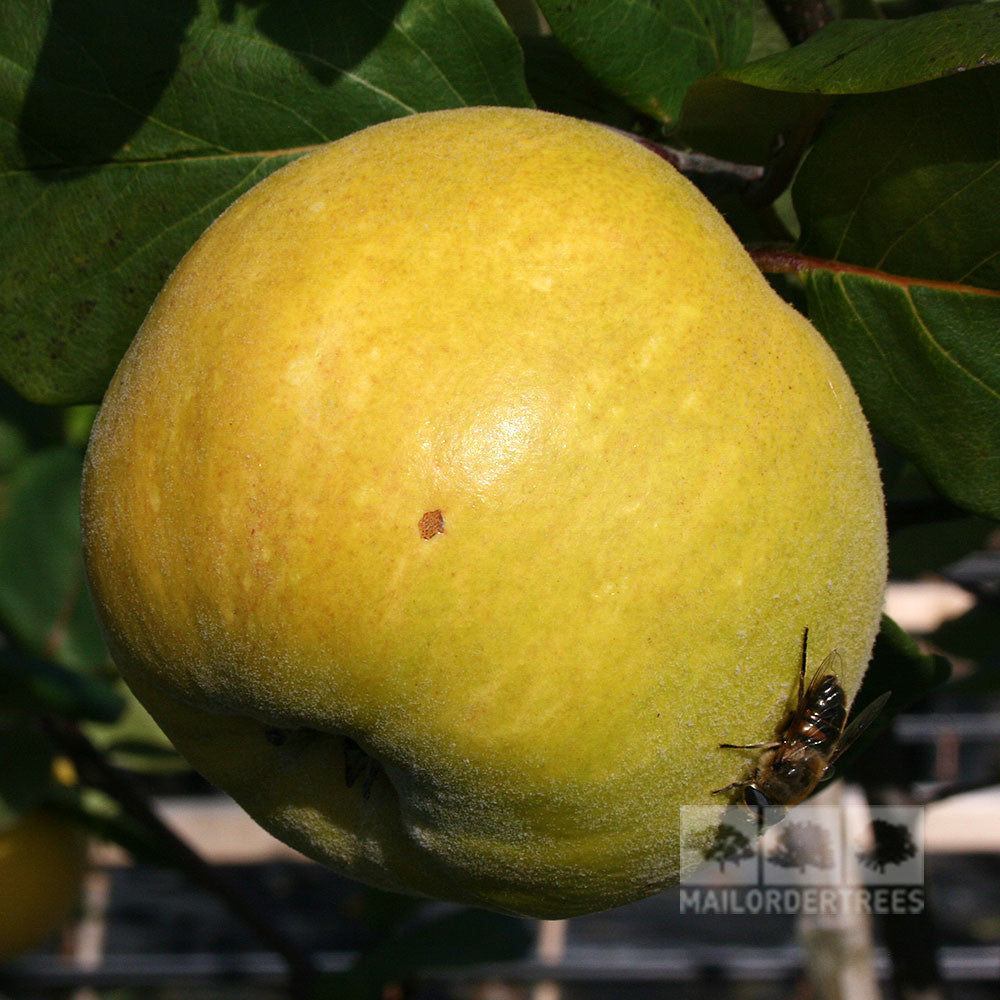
[0,810,87,960]
[81,107,886,918]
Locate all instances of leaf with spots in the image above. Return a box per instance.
[0,0,532,404]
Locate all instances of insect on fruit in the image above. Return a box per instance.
[714,628,891,813]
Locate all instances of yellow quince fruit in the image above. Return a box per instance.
[81,107,886,918]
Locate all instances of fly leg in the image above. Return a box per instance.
[799,625,809,703]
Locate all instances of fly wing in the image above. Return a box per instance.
[803,648,843,700]
[827,690,893,766]
[775,648,845,764]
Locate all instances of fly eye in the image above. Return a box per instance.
[744,786,771,813]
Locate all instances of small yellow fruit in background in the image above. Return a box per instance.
[0,810,87,961]
[81,107,886,918]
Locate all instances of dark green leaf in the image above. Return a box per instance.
[0,719,54,830]
[889,517,996,579]
[0,0,533,404]
[521,36,653,131]
[731,4,1000,92]
[794,68,1000,290]
[857,615,952,715]
[799,267,1000,520]
[677,77,819,164]
[0,380,66,471]
[679,3,1000,161]
[747,0,790,63]
[833,615,951,777]
[0,447,109,668]
[0,644,123,722]
[536,0,753,125]
[931,601,1000,667]
[0,413,28,476]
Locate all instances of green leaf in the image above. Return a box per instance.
[858,615,952,714]
[520,36,653,131]
[679,4,1000,161]
[746,0,790,63]
[0,447,109,668]
[0,380,67,471]
[889,517,997,579]
[794,68,1000,290]
[84,681,183,772]
[800,266,1000,520]
[0,0,533,405]
[731,4,1000,92]
[783,69,1000,519]
[536,0,753,125]
[0,719,54,831]
[834,615,951,778]
[931,601,1000,667]
[0,644,123,722]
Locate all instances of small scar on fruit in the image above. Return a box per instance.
[419,509,445,539]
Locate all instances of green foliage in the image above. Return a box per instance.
[0,719,54,831]
[859,616,952,719]
[804,274,1000,519]
[834,615,952,779]
[0,0,533,404]
[679,4,1000,160]
[535,0,754,125]
[0,448,105,667]
[0,644,123,722]
[794,69,1000,287]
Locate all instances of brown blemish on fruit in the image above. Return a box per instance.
[418,509,445,539]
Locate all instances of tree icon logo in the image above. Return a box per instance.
[703,822,756,872]
[766,819,836,875]
[857,818,918,874]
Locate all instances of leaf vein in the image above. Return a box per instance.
[905,288,1000,403]
[875,160,1000,272]
[835,275,921,408]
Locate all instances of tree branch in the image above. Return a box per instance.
[750,245,1000,297]
[612,130,764,193]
